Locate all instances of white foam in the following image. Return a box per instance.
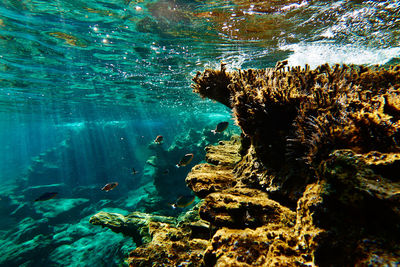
[281,42,400,68]
[280,0,308,12]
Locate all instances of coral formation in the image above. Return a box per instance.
[193,62,400,202]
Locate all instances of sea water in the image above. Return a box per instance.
[0,0,399,266]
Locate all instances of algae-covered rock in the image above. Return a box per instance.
[199,188,296,229]
[188,63,400,266]
[91,205,211,266]
[204,225,305,266]
[192,63,400,203]
[186,136,242,198]
[128,221,209,267]
[89,211,175,246]
[186,164,236,198]
[309,149,400,266]
[204,136,242,166]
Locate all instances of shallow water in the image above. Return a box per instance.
[0,0,399,266]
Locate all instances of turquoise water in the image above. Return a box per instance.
[0,0,399,266]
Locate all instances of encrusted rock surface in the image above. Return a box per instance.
[204,225,305,266]
[90,205,212,266]
[186,136,242,198]
[199,188,295,229]
[89,211,175,246]
[204,136,242,166]
[186,164,236,198]
[128,221,209,267]
[91,63,400,266]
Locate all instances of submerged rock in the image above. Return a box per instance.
[128,221,209,267]
[204,136,242,166]
[186,163,236,198]
[50,216,135,267]
[188,62,400,266]
[199,188,296,229]
[203,225,304,266]
[186,136,241,198]
[34,198,90,222]
[89,211,176,246]
[90,206,211,266]
[0,234,52,266]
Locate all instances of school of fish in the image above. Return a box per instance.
[33,122,229,210]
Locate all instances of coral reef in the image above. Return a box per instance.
[90,63,400,266]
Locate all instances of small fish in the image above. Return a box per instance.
[154,135,163,144]
[101,182,119,192]
[131,168,139,175]
[162,169,169,175]
[176,153,194,168]
[170,195,196,209]
[211,121,229,134]
[35,192,58,202]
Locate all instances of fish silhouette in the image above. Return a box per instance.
[101,182,119,192]
[35,192,58,202]
[176,153,194,167]
[170,195,195,209]
[154,135,163,144]
[211,121,229,134]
